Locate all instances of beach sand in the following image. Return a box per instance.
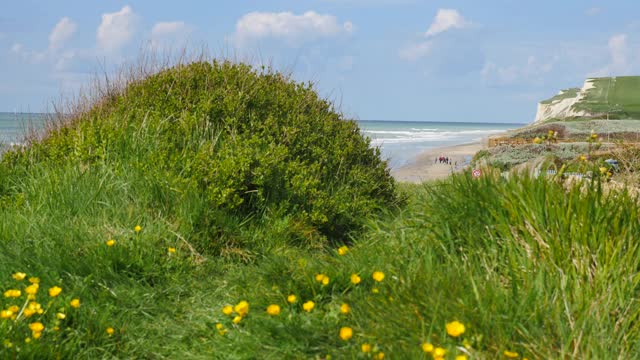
[391,141,486,183]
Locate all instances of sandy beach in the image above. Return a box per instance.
[391,141,486,183]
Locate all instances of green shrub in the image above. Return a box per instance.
[1,61,398,245]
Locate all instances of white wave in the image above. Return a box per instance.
[365,129,507,144]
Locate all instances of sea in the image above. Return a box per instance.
[0,113,522,169]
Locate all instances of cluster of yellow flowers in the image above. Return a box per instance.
[1,272,84,344]
[105,225,144,247]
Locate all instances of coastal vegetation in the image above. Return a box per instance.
[1,58,640,358]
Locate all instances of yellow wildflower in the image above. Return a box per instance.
[56,313,66,320]
[28,302,43,315]
[28,277,39,284]
[434,347,446,357]
[315,274,326,282]
[533,137,542,144]
[421,342,434,353]
[372,271,385,282]
[12,272,26,281]
[339,327,353,341]
[503,350,519,358]
[25,284,38,295]
[23,308,35,317]
[322,276,330,286]
[287,294,297,304]
[374,352,385,360]
[599,167,608,174]
[266,304,281,316]
[215,323,224,330]
[134,225,142,233]
[446,320,466,337]
[361,343,372,353]
[168,247,176,254]
[7,306,18,313]
[340,303,350,314]
[455,356,468,360]
[580,155,587,161]
[32,332,41,340]
[106,327,115,336]
[3,339,12,348]
[337,246,349,255]
[302,300,315,312]
[0,310,13,319]
[222,305,234,315]
[48,286,62,297]
[70,298,81,308]
[350,274,361,285]
[232,316,242,324]
[24,338,31,344]
[372,287,380,294]
[234,301,249,316]
[3,289,21,298]
[106,239,116,247]
[29,322,44,332]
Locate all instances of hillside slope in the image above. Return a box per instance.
[535,76,640,122]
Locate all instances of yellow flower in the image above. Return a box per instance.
[7,306,19,313]
[580,155,587,161]
[266,304,281,316]
[25,284,39,295]
[455,355,468,360]
[533,137,542,144]
[302,300,315,312]
[350,274,361,285]
[48,286,62,297]
[315,274,326,282]
[361,343,372,353]
[374,352,385,360]
[421,342,434,353]
[215,323,224,330]
[134,225,142,233]
[12,272,26,281]
[232,316,242,324]
[340,303,350,315]
[56,312,66,320]
[372,271,385,282]
[106,239,116,247]
[106,327,115,336]
[0,310,13,319]
[446,320,466,337]
[23,308,35,317]
[322,276,330,286]
[372,287,380,294]
[222,305,234,315]
[53,326,60,332]
[234,301,249,316]
[287,294,297,304]
[32,332,42,340]
[503,350,519,358]
[433,347,446,357]
[28,277,40,284]
[70,298,81,308]
[591,133,598,140]
[24,338,31,344]
[337,246,349,255]
[29,322,44,332]
[28,302,43,314]
[168,247,177,253]
[3,339,12,348]
[3,289,21,298]
[339,327,353,341]
[599,167,608,174]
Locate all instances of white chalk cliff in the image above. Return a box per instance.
[534,79,596,123]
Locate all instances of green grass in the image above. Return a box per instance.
[572,77,640,118]
[539,88,580,105]
[2,58,640,358]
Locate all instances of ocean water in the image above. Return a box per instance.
[358,120,522,169]
[0,113,522,168]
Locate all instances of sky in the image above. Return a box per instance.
[1,0,639,123]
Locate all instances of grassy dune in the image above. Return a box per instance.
[1,59,640,358]
[573,77,640,118]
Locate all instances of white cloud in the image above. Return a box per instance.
[150,21,191,49]
[425,9,468,37]
[399,41,433,62]
[585,7,602,16]
[97,5,136,53]
[49,17,77,51]
[234,11,353,46]
[10,43,23,54]
[591,34,634,77]
[481,55,556,85]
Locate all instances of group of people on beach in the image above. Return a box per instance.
[436,156,454,165]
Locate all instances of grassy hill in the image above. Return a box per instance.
[572,76,640,118]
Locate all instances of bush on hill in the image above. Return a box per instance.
[1,60,398,246]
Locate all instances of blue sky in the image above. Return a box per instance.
[1,0,638,123]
